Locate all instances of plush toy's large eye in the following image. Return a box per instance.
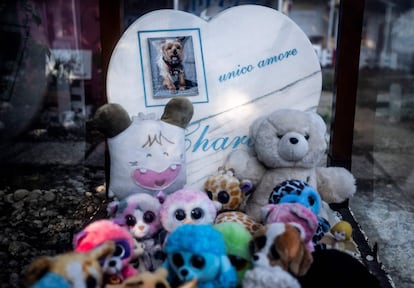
[191,207,204,220]
[249,240,256,255]
[270,245,280,260]
[114,243,126,258]
[172,253,184,267]
[143,211,155,223]
[254,235,267,250]
[86,276,97,288]
[308,195,315,206]
[191,254,205,269]
[206,190,213,200]
[217,191,230,204]
[125,214,137,227]
[175,209,186,221]
[229,255,249,271]
[155,282,168,288]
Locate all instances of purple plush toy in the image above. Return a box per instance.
[107,191,167,272]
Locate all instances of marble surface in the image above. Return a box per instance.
[107,6,322,190]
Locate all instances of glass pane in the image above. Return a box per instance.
[0,0,106,187]
[0,1,108,285]
[351,1,414,288]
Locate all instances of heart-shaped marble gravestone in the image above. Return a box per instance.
[107,5,322,189]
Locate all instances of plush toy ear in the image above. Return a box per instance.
[286,225,313,276]
[24,256,53,286]
[249,115,266,141]
[72,230,88,248]
[91,103,132,138]
[107,200,120,217]
[240,179,253,194]
[260,204,275,223]
[218,255,238,287]
[89,240,116,261]
[161,97,194,129]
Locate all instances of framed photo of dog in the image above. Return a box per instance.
[138,28,208,107]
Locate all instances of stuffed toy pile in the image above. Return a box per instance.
[25,103,380,288]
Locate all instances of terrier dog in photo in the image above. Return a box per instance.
[157,37,187,92]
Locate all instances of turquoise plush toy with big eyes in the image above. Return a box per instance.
[163,224,238,288]
[268,179,322,215]
[268,179,331,247]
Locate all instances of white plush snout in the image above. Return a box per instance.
[278,132,309,161]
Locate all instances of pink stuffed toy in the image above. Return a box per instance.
[261,203,318,252]
[160,189,220,233]
[73,219,138,285]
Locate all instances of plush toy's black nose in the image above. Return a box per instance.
[109,260,116,267]
[180,268,189,277]
[289,137,299,144]
[253,254,259,261]
[86,276,97,288]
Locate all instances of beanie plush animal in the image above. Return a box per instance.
[225,109,356,221]
[91,97,194,199]
[261,203,318,252]
[268,179,332,248]
[25,241,115,288]
[107,192,167,272]
[250,222,313,277]
[159,189,220,234]
[73,220,138,285]
[204,166,261,235]
[213,222,253,286]
[163,224,238,288]
[204,167,253,212]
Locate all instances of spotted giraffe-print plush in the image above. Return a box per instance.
[204,167,253,212]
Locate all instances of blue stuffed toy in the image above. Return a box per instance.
[163,224,238,288]
[268,179,331,248]
[30,273,71,288]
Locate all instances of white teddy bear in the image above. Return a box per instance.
[225,109,356,221]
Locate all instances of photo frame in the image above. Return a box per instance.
[138,28,208,107]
